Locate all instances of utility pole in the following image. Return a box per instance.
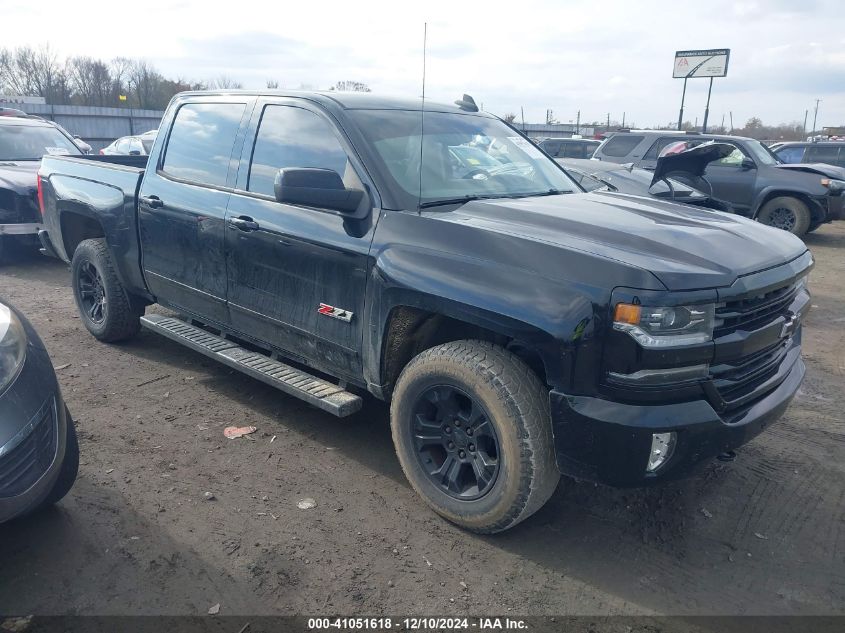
[729,111,734,133]
[803,109,808,137]
[702,77,714,133]
[576,110,580,135]
[677,77,688,130]
[622,111,626,128]
[606,112,610,132]
[721,113,725,132]
[521,106,525,132]
[812,98,821,135]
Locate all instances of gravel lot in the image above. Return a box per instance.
[0,224,843,617]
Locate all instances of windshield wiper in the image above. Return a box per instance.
[419,195,499,209]
[522,188,573,197]
[419,189,573,209]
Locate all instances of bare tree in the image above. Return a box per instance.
[209,75,243,90]
[266,79,280,89]
[67,57,113,106]
[502,112,517,124]
[330,80,371,92]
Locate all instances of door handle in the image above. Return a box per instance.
[140,195,163,209]
[228,216,260,232]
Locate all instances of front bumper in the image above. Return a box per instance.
[0,335,69,523]
[550,355,805,487]
[826,194,844,221]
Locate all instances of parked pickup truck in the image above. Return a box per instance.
[38,91,813,533]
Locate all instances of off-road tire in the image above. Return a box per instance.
[391,340,560,533]
[757,196,812,237]
[38,408,79,508]
[71,238,142,342]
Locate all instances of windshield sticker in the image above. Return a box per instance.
[45,147,71,155]
[508,137,544,160]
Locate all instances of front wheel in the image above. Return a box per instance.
[757,196,812,236]
[71,238,142,342]
[390,340,560,533]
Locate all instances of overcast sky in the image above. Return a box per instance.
[4,0,843,128]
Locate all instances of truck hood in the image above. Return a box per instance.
[0,160,39,195]
[775,162,845,180]
[443,191,808,291]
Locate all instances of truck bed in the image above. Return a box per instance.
[38,154,149,296]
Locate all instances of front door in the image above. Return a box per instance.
[224,100,377,380]
[138,99,251,324]
[703,143,757,212]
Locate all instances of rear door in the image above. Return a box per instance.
[224,98,377,379]
[138,98,253,324]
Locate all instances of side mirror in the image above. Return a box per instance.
[741,157,756,170]
[274,168,365,214]
[129,150,141,156]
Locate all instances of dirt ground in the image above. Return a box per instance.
[0,224,843,618]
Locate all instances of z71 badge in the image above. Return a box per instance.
[318,303,353,323]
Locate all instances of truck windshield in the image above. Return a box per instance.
[745,139,780,166]
[349,109,577,208]
[0,124,82,161]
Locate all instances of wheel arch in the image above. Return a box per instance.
[366,292,573,400]
[752,188,826,223]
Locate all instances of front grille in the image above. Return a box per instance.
[714,281,800,337]
[711,340,791,405]
[0,402,57,498]
[710,279,803,412]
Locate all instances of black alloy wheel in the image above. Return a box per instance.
[767,205,797,232]
[77,261,107,324]
[410,385,500,501]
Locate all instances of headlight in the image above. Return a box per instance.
[0,304,27,392]
[821,178,845,194]
[613,302,715,347]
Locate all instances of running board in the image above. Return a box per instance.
[140,314,362,417]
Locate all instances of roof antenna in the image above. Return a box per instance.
[417,22,427,215]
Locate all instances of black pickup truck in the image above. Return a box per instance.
[38,91,812,533]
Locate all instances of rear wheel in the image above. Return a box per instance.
[390,340,560,533]
[757,196,811,236]
[71,238,142,342]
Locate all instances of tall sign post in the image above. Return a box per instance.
[673,49,730,131]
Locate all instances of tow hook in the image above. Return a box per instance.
[717,450,737,463]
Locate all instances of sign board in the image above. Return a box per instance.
[673,49,730,78]
[0,95,46,105]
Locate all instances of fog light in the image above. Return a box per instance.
[647,432,676,473]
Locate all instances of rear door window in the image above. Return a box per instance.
[162,102,246,188]
[540,141,561,156]
[599,135,644,158]
[805,145,842,166]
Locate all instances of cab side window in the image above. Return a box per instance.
[162,102,246,187]
[248,105,355,198]
[712,145,745,167]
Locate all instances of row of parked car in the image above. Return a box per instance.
[534,131,845,237]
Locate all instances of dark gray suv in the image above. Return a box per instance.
[593,131,845,236]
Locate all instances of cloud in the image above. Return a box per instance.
[2,0,843,127]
